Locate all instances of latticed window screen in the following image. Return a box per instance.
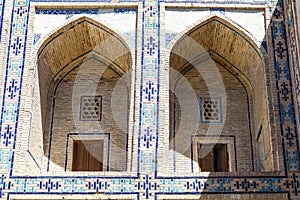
[80,96,102,121]
[200,97,222,123]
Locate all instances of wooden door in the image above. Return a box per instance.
[72,140,103,171]
[214,144,228,172]
[198,144,214,172]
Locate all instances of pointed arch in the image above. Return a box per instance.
[25,16,133,173]
[167,13,264,56]
[168,14,266,91]
[168,14,275,172]
[35,16,132,78]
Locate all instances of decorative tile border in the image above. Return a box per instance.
[0,0,300,200]
[137,0,160,175]
[0,0,30,152]
[271,0,300,172]
[35,8,137,14]
[284,0,300,138]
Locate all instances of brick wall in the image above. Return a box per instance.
[170,61,252,172]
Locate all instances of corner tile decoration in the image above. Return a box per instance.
[0,0,300,200]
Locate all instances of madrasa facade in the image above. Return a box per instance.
[0,0,300,199]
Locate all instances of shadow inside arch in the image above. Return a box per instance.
[26,16,134,173]
[165,13,278,174]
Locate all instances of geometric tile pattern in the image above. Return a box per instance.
[284,0,300,130]
[138,0,160,175]
[35,9,138,15]
[80,96,102,121]
[272,0,300,172]
[200,97,222,123]
[0,0,29,157]
[0,0,300,200]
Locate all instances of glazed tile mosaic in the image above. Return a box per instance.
[0,0,299,200]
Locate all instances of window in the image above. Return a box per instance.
[192,136,235,172]
[80,96,102,121]
[72,140,104,171]
[200,97,222,123]
[197,143,228,172]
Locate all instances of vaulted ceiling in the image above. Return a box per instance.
[170,16,265,91]
[37,16,132,81]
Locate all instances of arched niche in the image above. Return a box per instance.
[168,15,276,173]
[27,16,133,173]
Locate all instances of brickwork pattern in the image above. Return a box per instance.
[45,60,128,172]
[169,64,252,172]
